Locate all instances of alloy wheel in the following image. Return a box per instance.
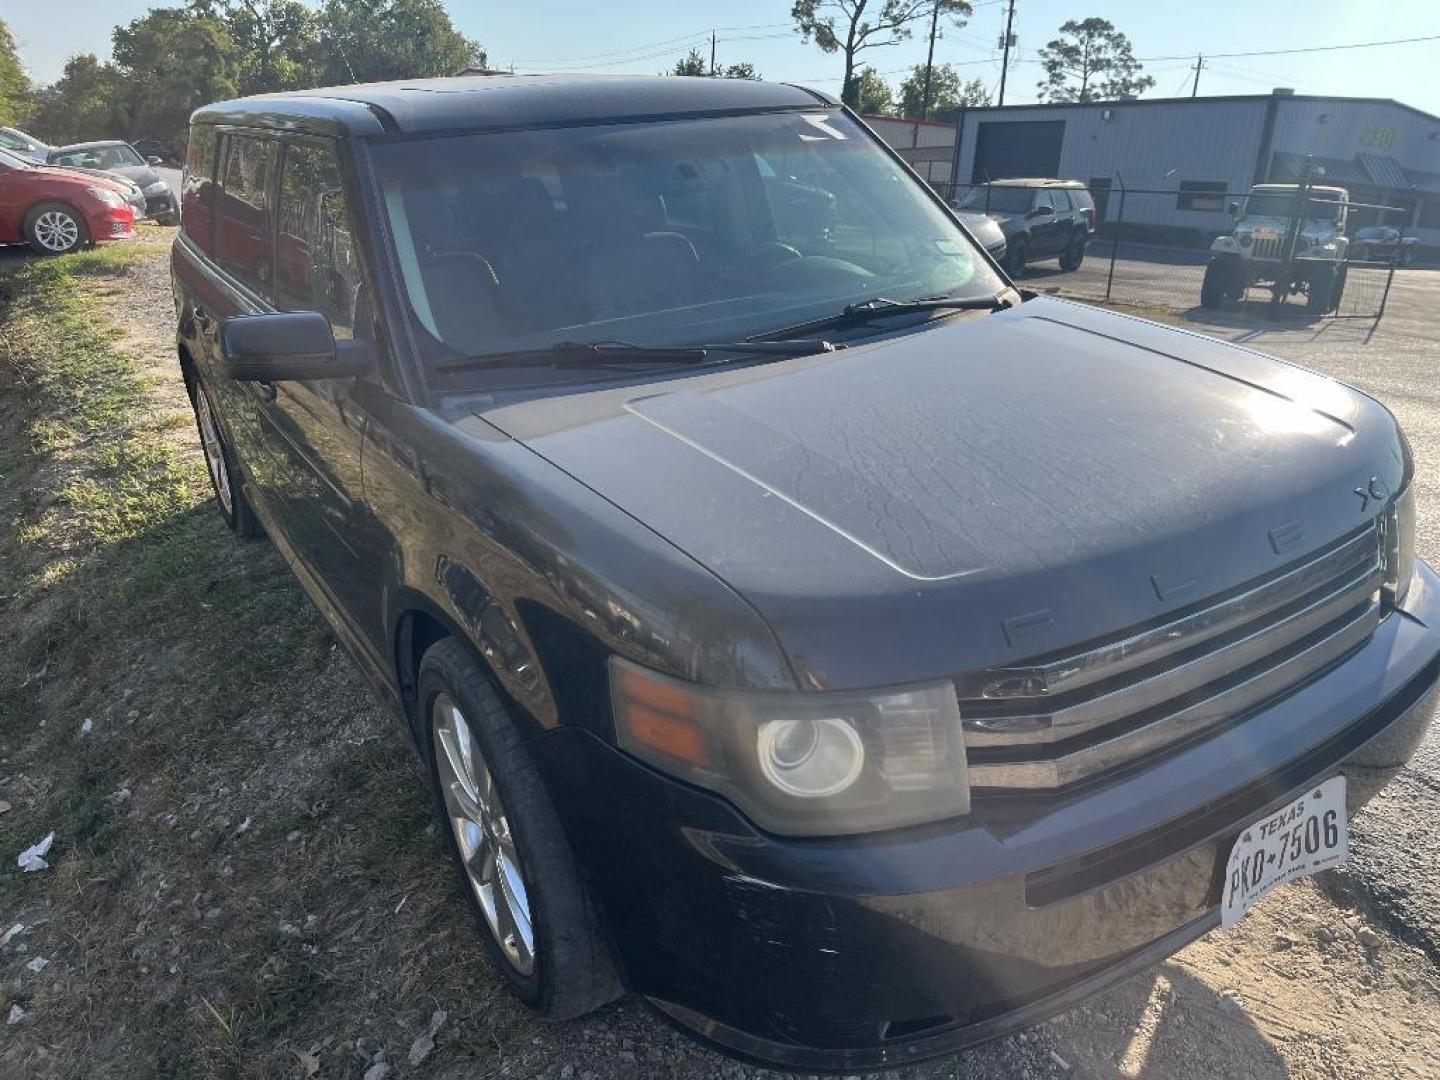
[195,388,233,516]
[34,210,80,253]
[433,693,536,975]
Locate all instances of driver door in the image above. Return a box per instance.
[1028,190,1061,255]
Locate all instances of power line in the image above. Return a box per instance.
[1136,31,1440,63]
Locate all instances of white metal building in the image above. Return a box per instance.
[862,114,956,186]
[949,90,1440,251]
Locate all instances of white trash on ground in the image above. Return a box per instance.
[17,832,54,872]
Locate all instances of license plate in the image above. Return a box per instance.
[1221,775,1347,928]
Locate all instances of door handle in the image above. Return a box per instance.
[256,381,277,402]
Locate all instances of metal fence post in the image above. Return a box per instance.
[1270,159,1315,318]
[1105,174,1126,302]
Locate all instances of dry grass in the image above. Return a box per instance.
[0,240,523,1079]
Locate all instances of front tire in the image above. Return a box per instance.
[1307,264,1336,315]
[419,638,620,1019]
[23,202,88,255]
[156,211,180,227]
[187,374,261,537]
[1200,257,1236,308]
[1058,232,1087,271]
[1004,237,1028,277]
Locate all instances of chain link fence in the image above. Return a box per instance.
[941,181,1405,323]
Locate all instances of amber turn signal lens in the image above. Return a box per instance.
[612,665,712,768]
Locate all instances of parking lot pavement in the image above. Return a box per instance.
[1115,266,1440,962]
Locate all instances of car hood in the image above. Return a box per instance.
[954,212,1005,247]
[478,299,1404,688]
[105,164,161,187]
[28,164,129,191]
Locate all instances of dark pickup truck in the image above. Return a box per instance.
[171,75,1438,1070]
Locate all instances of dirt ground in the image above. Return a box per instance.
[0,229,1436,1079]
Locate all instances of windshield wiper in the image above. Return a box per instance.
[751,292,1013,342]
[436,338,837,375]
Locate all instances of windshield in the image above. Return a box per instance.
[369,110,1003,372]
[954,186,1034,214]
[1244,192,1343,221]
[52,144,144,170]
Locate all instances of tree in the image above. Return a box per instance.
[111,8,239,147]
[0,18,32,127]
[316,0,484,85]
[29,55,129,144]
[851,66,894,114]
[673,49,760,79]
[192,0,321,95]
[897,63,987,118]
[791,0,971,108]
[673,48,708,76]
[1036,17,1154,103]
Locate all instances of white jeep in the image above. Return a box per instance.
[1202,184,1349,313]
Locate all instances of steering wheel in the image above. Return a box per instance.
[743,242,804,271]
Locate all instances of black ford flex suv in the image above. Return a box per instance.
[171,77,1437,1071]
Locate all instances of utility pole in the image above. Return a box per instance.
[997,0,1017,106]
[1191,53,1204,97]
[710,30,717,77]
[920,0,941,119]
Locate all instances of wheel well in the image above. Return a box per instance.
[395,608,454,724]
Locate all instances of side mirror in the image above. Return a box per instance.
[146,155,163,166]
[1228,201,1240,217]
[1029,204,1055,219]
[220,311,374,382]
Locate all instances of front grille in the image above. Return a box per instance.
[1251,235,1284,261]
[959,523,1383,793]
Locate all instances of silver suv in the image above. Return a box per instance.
[1202,183,1349,313]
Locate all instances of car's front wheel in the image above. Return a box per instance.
[1004,237,1028,277]
[419,638,620,1019]
[1058,232,1087,271]
[23,202,88,256]
[1200,257,1236,308]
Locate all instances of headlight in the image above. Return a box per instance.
[86,186,126,209]
[1381,482,1416,607]
[609,657,969,835]
[1238,232,1252,248]
[143,180,168,194]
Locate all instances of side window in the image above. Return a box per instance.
[214,134,277,294]
[275,140,362,338]
[181,125,218,253]
[1032,190,1054,213]
[1051,190,1073,212]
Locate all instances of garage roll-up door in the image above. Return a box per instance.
[971,120,1065,182]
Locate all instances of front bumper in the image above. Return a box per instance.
[533,559,1440,1071]
[143,191,174,218]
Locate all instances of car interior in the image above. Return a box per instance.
[372,112,991,362]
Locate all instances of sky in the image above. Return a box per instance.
[5,0,1440,117]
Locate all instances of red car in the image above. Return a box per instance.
[0,147,135,255]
